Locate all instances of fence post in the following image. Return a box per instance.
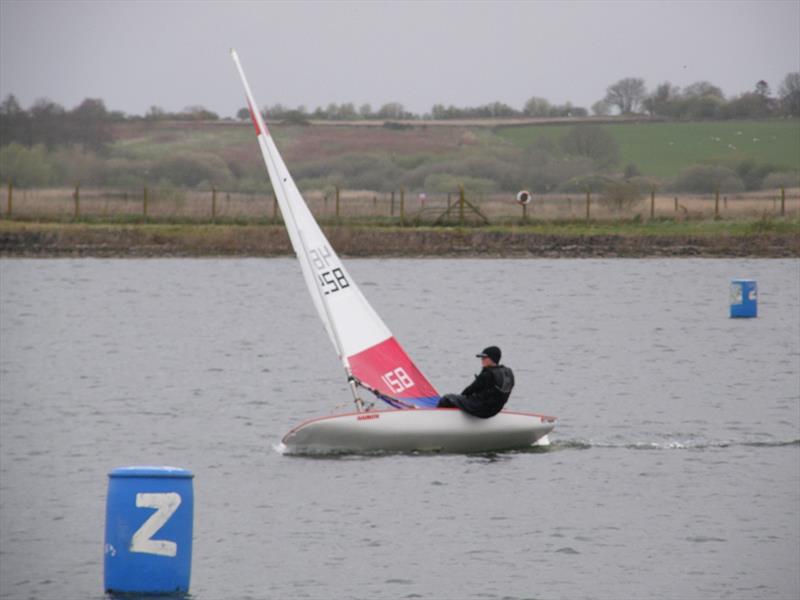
[522,202,528,223]
[143,185,148,218]
[714,188,720,219]
[6,181,12,217]
[781,187,786,217]
[459,185,465,226]
[650,188,655,219]
[674,196,678,213]
[74,182,81,218]
[335,186,340,221]
[211,185,217,219]
[400,186,405,225]
[585,188,591,221]
[390,191,395,217]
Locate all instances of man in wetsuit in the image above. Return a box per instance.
[437,346,514,418]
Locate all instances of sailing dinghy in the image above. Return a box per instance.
[230,50,555,453]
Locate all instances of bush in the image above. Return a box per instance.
[560,125,620,168]
[50,147,105,185]
[423,173,496,194]
[402,150,526,192]
[295,154,402,192]
[526,156,595,193]
[623,164,642,179]
[734,159,777,191]
[599,180,644,211]
[762,171,800,190]
[0,143,54,186]
[671,164,744,193]
[557,174,612,193]
[151,152,233,187]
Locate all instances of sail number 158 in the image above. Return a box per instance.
[382,367,414,394]
[309,246,350,296]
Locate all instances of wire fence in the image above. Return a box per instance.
[2,184,799,224]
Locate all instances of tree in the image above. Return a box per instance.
[591,100,610,116]
[755,80,770,97]
[336,102,357,119]
[642,82,680,116]
[778,72,800,116]
[29,98,66,148]
[0,94,29,146]
[523,96,551,117]
[145,105,165,120]
[377,102,405,119]
[604,77,646,114]
[359,103,372,118]
[236,107,250,121]
[560,125,620,168]
[723,92,770,118]
[181,105,218,120]
[69,98,112,151]
[683,81,724,99]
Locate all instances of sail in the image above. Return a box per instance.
[231,50,439,408]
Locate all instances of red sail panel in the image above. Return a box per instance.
[348,337,439,407]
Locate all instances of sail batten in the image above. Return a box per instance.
[231,50,440,407]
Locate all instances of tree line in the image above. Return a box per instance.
[1,72,797,153]
[598,73,800,119]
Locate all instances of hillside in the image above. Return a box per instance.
[495,119,800,179]
[2,118,798,193]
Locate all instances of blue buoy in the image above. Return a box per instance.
[730,279,757,318]
[104,466,194,595]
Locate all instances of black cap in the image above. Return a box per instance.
[476,346,501,364]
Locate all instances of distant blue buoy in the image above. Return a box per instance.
[104,466,194,595]
[730,279,757,318]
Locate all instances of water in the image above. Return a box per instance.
[1,257,798,600]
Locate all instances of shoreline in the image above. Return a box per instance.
[1,221,798,258]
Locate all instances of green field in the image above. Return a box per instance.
[496,119,800,179]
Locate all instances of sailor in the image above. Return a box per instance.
[437,346,514,418]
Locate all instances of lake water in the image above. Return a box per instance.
[1,257,798,600]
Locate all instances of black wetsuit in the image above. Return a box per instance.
[437,365,515,418]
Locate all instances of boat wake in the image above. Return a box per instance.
[550,438,800,451]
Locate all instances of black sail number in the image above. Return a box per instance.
[319,267,350,295]
[308,245,349,296]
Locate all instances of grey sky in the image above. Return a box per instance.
[1,0,798,117]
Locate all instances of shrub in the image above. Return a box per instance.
[423,173,496,194]
[0,143,54,186]
[734,159,778,191]
[151,152,233,187]
[50,147,105,185]
[623,164,642,179]
[762,171,800,189]
[671,164,744,193]
[560,125,620,168]
[556,173,612,193]
[599,180,644,211]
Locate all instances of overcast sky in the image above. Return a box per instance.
[1,0,798,117]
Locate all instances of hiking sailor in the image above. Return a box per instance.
[437,346,514,418]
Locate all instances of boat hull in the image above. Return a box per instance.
[280,408,556,454]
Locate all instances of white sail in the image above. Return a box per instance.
[230,50,439,406]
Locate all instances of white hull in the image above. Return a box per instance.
[280,409,556,454]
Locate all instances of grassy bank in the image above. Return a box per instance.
[1,219,797,258]
[496,119,800,178]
